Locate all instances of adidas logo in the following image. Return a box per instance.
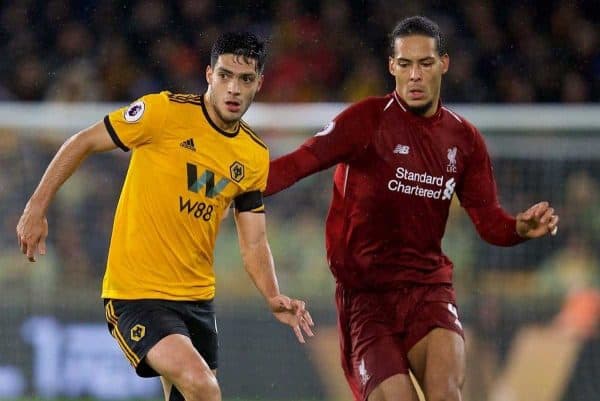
[180,138,196,151]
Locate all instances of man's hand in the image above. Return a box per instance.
[268,294,315,343]
[516,201,559,239]
[16,205,49,262]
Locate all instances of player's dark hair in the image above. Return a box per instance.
[211,31,267,73]
[389,16,446,56]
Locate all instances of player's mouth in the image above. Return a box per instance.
[225,100,241,112]
[408,89,425,100]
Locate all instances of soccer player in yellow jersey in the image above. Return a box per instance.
[16,32,314,401]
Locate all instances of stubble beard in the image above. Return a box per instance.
[215,106,239,125]
[213,98,248,129]
[407,100,434,116]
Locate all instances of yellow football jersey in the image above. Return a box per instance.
[101,91,269,301]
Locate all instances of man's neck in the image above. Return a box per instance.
[203,92,239,133]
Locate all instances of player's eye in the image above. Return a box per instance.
[242,75,255,83]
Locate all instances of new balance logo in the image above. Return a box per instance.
[393,144,410,154]
[180,138,196,151]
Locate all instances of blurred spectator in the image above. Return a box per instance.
[10,56,48,100]
[260,0,339,102]
[340,51,387,102]
[44,60,103,101]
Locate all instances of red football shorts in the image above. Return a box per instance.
[335,283,464,401]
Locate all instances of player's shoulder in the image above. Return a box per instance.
[441,105,489,156]
[116,92,170,123]
[239,119,268,153]
[345,95,390,114]
[335,95,389,126]
[127,91,186,112]
[155,91,204,122]
[162,91,203,106]
[441,105,480,135]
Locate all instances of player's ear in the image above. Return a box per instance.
[256,74,264,92]
[206,65,213,84]
[440,54,449,75]
[388,56,396,76]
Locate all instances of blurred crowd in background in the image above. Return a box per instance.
[0,2,599,398]
[0,0,599,104]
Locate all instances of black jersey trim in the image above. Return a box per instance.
[104,115,130,152]
[234,190,264,212]
[240,121,267,149]
[199,94,240,138]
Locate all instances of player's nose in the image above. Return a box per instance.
[227,79,240,94]
[409,65,422,80]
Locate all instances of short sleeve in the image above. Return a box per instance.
[255,147,269,194]
[234,125,269,212]
[104,92,169,151]
[456,125,499,208]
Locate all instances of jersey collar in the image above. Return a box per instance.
[392,91,443,123]
[200,93,240,138]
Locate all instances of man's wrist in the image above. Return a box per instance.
[25,198,47,217]
[515,221,532,240]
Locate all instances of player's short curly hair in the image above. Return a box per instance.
[211,31,267,73]
[389,16,446,56]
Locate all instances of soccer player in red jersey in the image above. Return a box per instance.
[266,16,559,401]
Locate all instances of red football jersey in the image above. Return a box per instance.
[270,92,507,289]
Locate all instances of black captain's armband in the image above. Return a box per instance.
[234,191,264,213]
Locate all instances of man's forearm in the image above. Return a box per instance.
[466,204,527,246]
[242,239,280,301]
[265,146,322,196]
[27,122,116,214]
[27,134,94,214]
